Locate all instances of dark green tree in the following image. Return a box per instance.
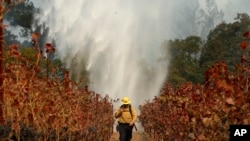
[199,13,250,72]
[4,0,36,37]
[3,0,37,46]
[166,36,203,86]
[3,29,19,45]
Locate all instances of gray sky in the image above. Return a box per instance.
[30,0,41,8]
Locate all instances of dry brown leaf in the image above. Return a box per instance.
[188,133,195,139]
[198,134,206,140]
[225,97,234,105]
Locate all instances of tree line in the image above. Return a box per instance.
[3,0,250,87]
[164,13,250,87]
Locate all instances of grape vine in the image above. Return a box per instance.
[139,32,250,141]
[0,36,115,140]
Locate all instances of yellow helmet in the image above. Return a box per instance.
[121,97,131,104]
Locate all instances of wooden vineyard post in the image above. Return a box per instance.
[0,0,4,124]
[64,70,69,92]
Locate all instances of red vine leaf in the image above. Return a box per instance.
[243,31,250,37]
[45,43,55,53]
[240,40,248,50]
[31,32,40,41]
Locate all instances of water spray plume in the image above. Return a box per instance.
[35,0,172,108]
[34,0,246,108]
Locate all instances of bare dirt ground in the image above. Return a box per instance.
[109,132,149,141]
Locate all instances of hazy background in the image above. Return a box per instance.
[30,0,250,109]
